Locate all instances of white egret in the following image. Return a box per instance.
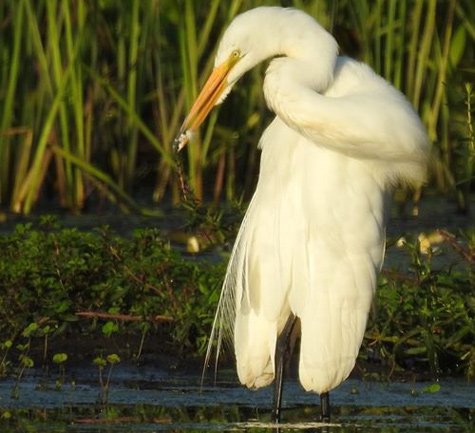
[176,6,429,422]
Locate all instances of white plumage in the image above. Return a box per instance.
[177,6,429,399]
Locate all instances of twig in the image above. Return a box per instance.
[75,417,137,425]
[76,311,173,323]
[381,269,418,284]
[174,150,199,205]
[437,229,475,263]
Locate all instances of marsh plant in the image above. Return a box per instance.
[52,352,68,389]
[0,217,473,382]
[0,216,224,375]
[0,0,473,213]
[93,353,121,404]
[10,322,37,399]
[365,231,475,380]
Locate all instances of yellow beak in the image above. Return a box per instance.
[175,52,240,151]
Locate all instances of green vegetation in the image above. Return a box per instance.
[0,0,473,397]
[0,7,473,432]
[0,217,473,382]
[93,352,121,404]
[0,0,474,213]
[0,216,225,376]
[365,231,475,380]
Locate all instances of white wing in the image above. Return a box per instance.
[264,56,429,186]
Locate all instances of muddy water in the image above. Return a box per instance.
[0,364,473,432]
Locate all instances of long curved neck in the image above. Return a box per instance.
[245,8,338,93]
[273,9,338,92]
[260,10,338,123]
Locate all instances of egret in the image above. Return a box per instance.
[176,6,429,422]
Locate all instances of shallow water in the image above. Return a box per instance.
[0,365,473,432]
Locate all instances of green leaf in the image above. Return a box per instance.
[22,322,38,337]
[52,353,68,364]
[55,300,71,314]
[422,383,441,393]
[106,354,121,365]
[19,355,34,368]
[101,321,119,337]
[1,340,12,349]
[93,356,107,368]
[450,25,466,67]
[1,410,12,420]
[405,346,427,355]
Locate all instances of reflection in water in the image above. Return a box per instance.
[0,371,473,432]
[1,406,473,432]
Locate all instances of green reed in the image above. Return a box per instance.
[456,83,474,213]
[0,0,473,213]
[0,0,25,207]
[332,0,472,202]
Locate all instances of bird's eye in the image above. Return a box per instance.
[231,49,241,58]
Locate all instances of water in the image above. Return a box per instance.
[0,364,473,432]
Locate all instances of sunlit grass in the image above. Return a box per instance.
[0,0,473,213]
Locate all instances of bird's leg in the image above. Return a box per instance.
[272,313,298,423]
[320,392,330,422]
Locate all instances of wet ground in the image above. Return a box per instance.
[0,364,474,432]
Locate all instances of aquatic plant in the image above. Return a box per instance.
[52,352,68,389]
[93,353,121,404]
[0,216,224,373]
[364,230,475,380]
[0,217,473,382]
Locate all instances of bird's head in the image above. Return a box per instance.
[174,8,278,151]
[174,7,336,151]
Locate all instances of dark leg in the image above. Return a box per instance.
[320,392,330,422]
[272,313,298,423]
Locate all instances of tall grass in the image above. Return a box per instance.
[337,0,473,209]
[0,0,473,214]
